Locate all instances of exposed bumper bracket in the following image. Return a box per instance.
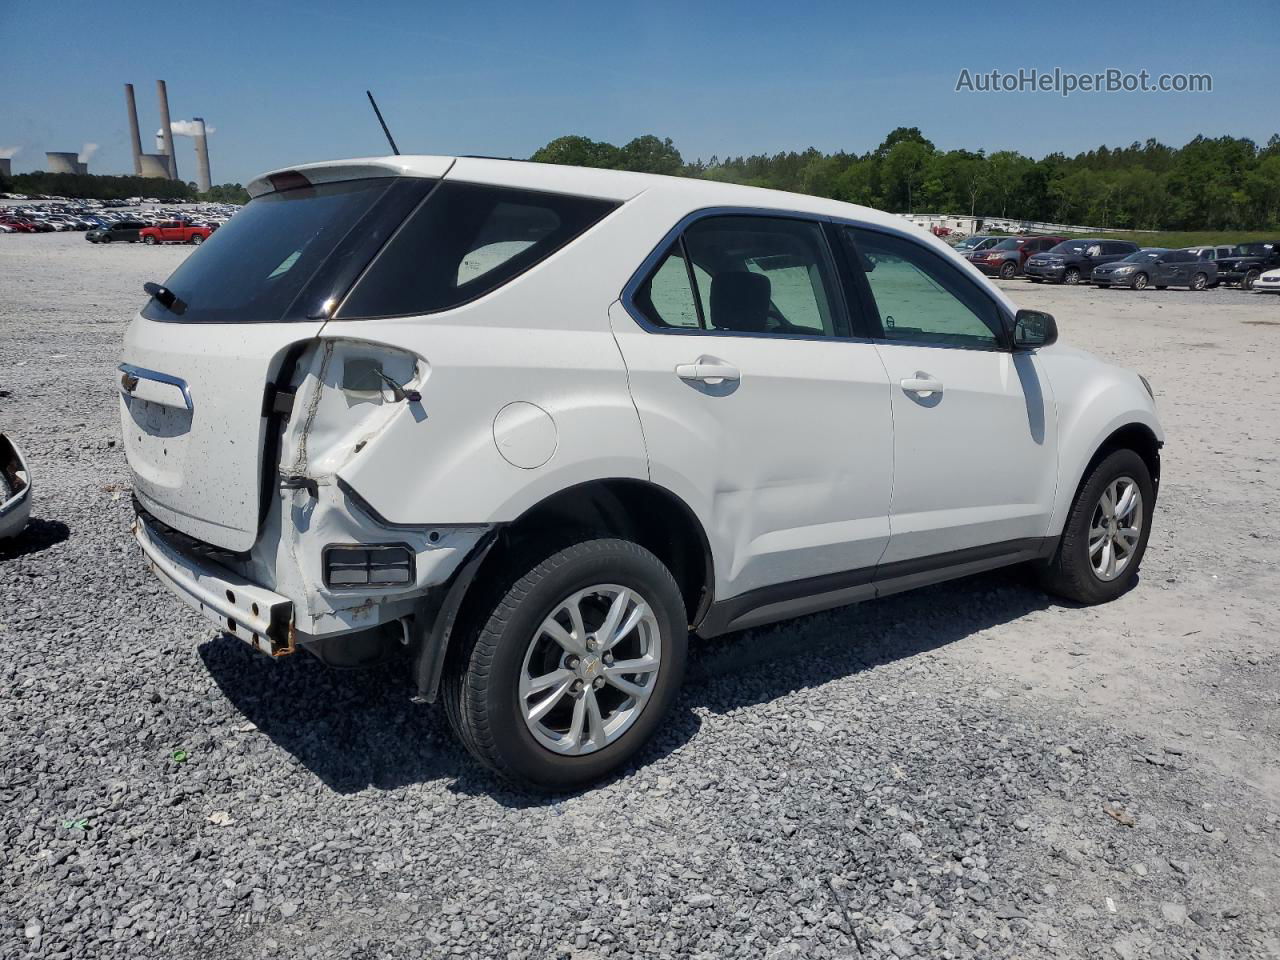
[134,514,296,656]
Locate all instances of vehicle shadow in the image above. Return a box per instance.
[201,568,1056,804]
[0,518,71,561]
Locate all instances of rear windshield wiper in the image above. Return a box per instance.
[143,281,188,316]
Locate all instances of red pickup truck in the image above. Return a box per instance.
[140,220,215,246]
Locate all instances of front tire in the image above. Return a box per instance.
[999,261,1017,280]
[143,235,156,245]
[1039,448,1155,605]
[1243,269,1260,291]
[1132,272,1149,290]
[1063,267,1081,285]
[444,538,688,790]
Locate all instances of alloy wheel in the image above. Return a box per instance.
[519,584,661,756]
[1089,476,1143,581]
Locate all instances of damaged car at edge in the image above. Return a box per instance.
[0,434,32,540]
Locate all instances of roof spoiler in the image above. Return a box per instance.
[246,156,455,198]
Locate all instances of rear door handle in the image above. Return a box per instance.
[900,376,943,397]
[676,360,740,384]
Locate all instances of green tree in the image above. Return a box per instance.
[616,135,683,175]
[883,140,934,212]
[529,135,621,169]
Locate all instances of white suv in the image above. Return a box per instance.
[119,156,1162,788]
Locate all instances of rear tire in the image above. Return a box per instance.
[1190,272,1207,291]
[190,234,204,245]
[1039,448,1155,605]
[443,538,688,790]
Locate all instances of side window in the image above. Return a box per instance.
[682,216,847,337]
[845,227,1002,349]
[633,243,701,329]
[339,183,617,318]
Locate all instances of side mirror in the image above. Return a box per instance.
[1010,309,1057,349]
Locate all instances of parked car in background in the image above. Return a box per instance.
[1025,239,1140,284]
[120,155,1164,787]
[973,235,1066,279]
[1184,244,1237,265]
[1254,266,1280,293]
[1093,248,1215,290]
[954,234,1000,257]
[139,220,216,245]
[0,215,53,233]
[87,219,148,244]
[1217,242,1280,290]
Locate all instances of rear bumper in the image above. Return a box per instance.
[134,512,298,657]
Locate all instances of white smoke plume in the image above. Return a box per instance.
[159,120,215,138]
[78,143,99,163]
[0,146,21,160]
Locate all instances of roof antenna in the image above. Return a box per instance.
[366,90,401,155]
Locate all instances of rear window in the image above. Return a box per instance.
[336,183,618,319]
[142,177,420,324]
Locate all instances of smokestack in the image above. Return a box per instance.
[0,158,11,178]
[191,118,212,193]
[156,79,178,180]
[124,83,143,175]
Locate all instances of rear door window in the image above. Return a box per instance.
[681,216,847,337]
[337,183,618,318]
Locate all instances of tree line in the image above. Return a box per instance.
[531,128,1280,231]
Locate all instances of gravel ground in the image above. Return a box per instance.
[2,232,1279,960]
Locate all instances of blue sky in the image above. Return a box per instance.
[1,0,1272,185]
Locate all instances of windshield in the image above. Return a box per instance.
[992,238,1023,250]
[1048,241,1086,255]
[141,177,428,324]
[1122,250,1164,263]
[956,236,985,249]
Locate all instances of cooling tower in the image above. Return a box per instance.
[139,154,171,178]
[46,152,80,175]
[156,79,177,180]
[192,117,212,193]
[75,162,88,175]
[124,83,143,175]
[0,159,11,178]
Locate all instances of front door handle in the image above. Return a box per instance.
[900,376,943,397]
[676,360,740,384]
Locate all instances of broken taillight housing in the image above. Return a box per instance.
[323,545,414,588]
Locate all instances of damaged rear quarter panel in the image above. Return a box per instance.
[245,337,489,637]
